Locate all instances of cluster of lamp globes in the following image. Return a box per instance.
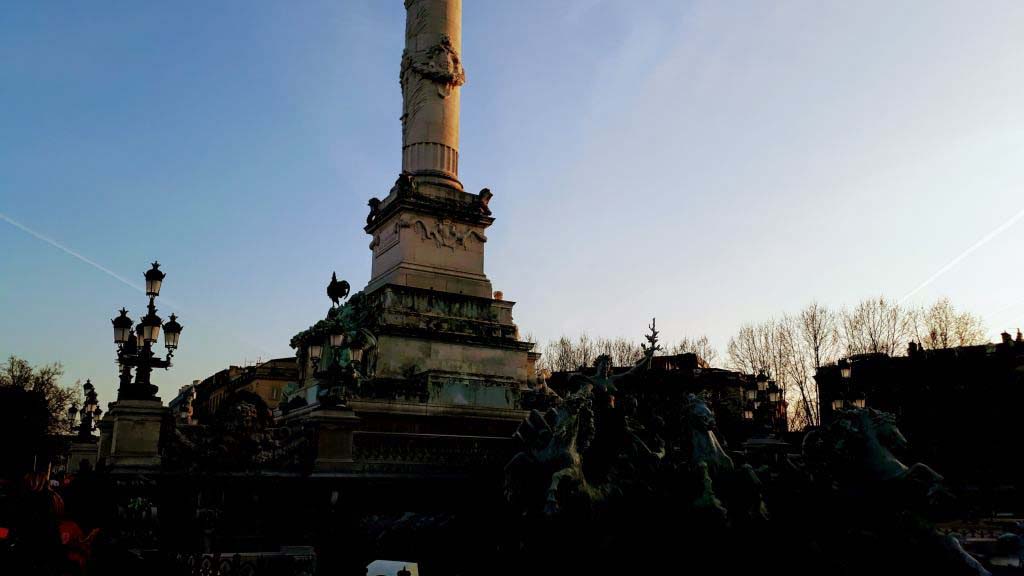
[66,379,101,435]
[307,330,366,367]
[831,359,866,411]
[110,262,183,354]
[742,372,783,421]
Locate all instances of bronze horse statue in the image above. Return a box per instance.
[802,408,990,576]
[803,408,945,497]
[504,391,605,517]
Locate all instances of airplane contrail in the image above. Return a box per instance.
[1,211,145,293]
[901,205,1024,304]
[2,210,279,357]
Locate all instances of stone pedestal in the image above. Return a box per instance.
[68,440,99,473]
[96,415,113,467]
[362,284,534,402]
[365,180,495,298]
[105,399,168,473]
[284,406,361,473]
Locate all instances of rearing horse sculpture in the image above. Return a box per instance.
[803,408,944,494]
[504,392,603,516]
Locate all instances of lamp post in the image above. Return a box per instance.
[832,358,864,411]
[756,372,769,393]
[112,262,184,400]
[743,372,785,433]
[67,403,79,434]
[766,379,784,432]
[318,327,361,409]
[295,272,378,408]
[76,380,101,440]
[741,374,757,421]
[754,371,769,411]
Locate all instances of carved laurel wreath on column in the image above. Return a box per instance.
[400,34,466,96]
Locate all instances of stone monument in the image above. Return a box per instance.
[355,0,534,411]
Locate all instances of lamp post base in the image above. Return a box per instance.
[105,399,168,473]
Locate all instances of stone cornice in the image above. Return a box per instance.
[365,179,494,235]
[366,280,512,309]
[374,324,534,352]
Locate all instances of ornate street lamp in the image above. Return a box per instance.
[318,326,359,408]
[112,262,183,400]
[67,403,79,433]
[743,377,757,401]
[83,380,97,412]
[350,346,364,364]
[832,358,863,411]
[140,310,162,344]
[308,343,323,364]
[163,314,182,353]
[756,372,769,392]
[839,359,853,380]
[112,309,133,344]
[76,379,100,440]
[293,272,379,408]
[145,261,165,297]
[329,331,345,349]
[350,329,376,367]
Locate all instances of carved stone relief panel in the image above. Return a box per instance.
[411,217,486,252]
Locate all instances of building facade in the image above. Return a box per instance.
[185,358,299,423]
[816,334,1024,492]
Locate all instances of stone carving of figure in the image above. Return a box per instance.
[366,198,381,225]
[391,172,417,198]
[477,188,493,215]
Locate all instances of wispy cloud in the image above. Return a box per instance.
[1,211,145,293]
[901,204,1024,304]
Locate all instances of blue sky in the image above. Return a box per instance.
[3,1,1024,402]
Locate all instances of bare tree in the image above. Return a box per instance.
[908,297,987,350]
[537,333,601,372]
[726,323,771,376]
[595,337,644,367]
[794,302,839,426]
[536,333,648,372]
[799,302,840,370]
[727,309,836,430]
[543,336,580,372]
[669,335,719,367]
[839,296,912,357]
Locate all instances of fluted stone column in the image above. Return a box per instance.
[400,0,465,188]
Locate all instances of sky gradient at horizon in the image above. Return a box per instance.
[3,0,1024,402]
